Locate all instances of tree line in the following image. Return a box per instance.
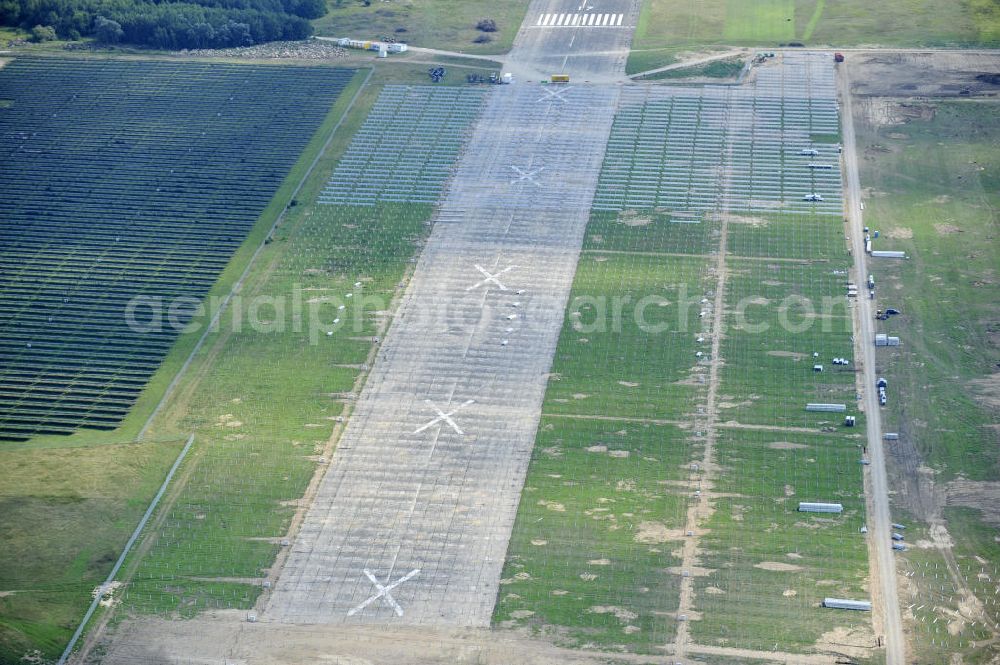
[1,0,327,48]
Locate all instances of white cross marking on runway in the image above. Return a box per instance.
[347,568,420,617]
[537,86,572,103]
[467,264,516,291]
[509,163,545,186]
[414,399,475,435]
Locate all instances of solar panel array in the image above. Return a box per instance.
[318,86,490,206]
[0,57,354,441]
[594,52,843,216]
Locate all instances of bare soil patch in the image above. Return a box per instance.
[707,212,769,227]
[887,226,913,239]
[968,372,1000,410]
[934,223,962,235]
[634,521,683,544]
[814,625,873,660]
[587,605,638,622]
[617,210,653,227]
[851,52,1000,98]
[754,561,802,572]
[944,479,1000,525]
[769,441,809,450]
[767,350,806,360]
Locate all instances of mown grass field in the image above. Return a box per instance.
[543,252,710,420]
[695,209,871,654]
[0,440,185,663]
[692,428,870,652]
[495,214,711,652]
[628,0,1000,74]
[855,99,1000,662]
[313,0,530,55]
[494,417,696,651]
[719,258,858,429]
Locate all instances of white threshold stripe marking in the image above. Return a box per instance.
[534,12,624,27]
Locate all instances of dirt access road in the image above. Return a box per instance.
[838,61,906,665]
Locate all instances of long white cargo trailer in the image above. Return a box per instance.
[799,502,843,513]
[823,598,872,611]
[806,403,847,412]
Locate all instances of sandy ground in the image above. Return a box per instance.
[847,51,1000,98]
[94,612,850,665]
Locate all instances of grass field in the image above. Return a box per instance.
[496,221,710,652]
[692,428,870,652]
[542,252,709,420]
[634,57,745,81]
[0,440,185,663]
[313,0,530,55]
[494,417,696,651]
[719,259,858,429]
[855,98,1000,662]
[627,0,1000,74]
[121,199,432,615]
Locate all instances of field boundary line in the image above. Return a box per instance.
[683,641,842,663]
[581,248,816,263]
[137,67,374,442]
[671,96,735,656]
[541,412,686,426]
[716,421,824,434]
[58,433,195,665]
